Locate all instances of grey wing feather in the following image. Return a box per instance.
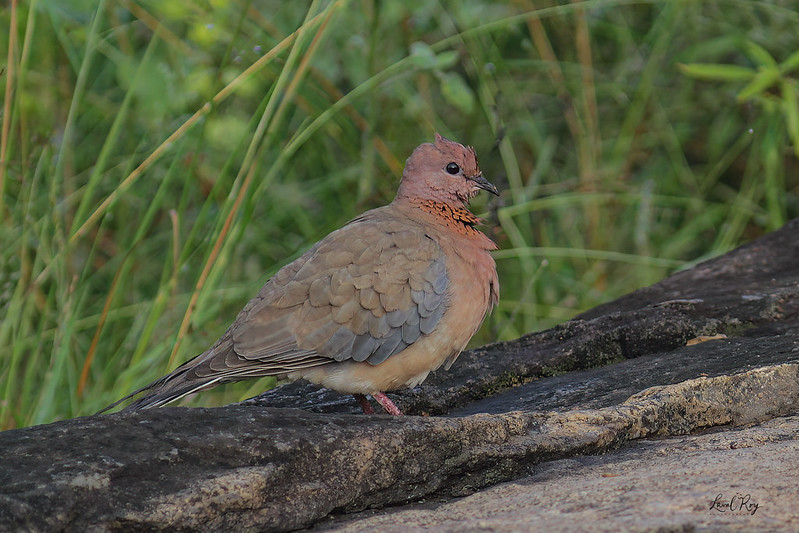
[102,214,450,412]
[231,219,450,368]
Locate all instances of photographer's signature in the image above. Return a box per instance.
[709,493,759,515]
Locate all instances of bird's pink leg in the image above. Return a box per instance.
[373,392,403,416]
[354,393,375,414]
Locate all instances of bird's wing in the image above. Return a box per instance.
[106,215,450,412]
[229,215,449,370]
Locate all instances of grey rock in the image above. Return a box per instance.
[319,415,799,532]
[1,218,798,532]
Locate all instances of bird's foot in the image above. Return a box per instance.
[373,392,403,416]
[353,392,403,415]
[354,393,375,414]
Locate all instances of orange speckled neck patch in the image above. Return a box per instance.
[410,199,483,236]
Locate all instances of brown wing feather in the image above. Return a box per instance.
[109,208,450,411]
[232,213,449,365]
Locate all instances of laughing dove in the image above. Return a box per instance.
[105,134,499,416]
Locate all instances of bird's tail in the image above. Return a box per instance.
[97,356,222,414]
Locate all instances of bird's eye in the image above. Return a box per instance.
[446,162,460,175]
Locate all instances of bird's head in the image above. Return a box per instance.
[396,133,498,207]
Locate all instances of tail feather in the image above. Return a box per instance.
[97,337,333,414]
[120,375,225,412]
[96,367,208,414]
[95,379,165,414]
[97,351,217,413]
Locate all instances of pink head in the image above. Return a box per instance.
[395,133,498,207]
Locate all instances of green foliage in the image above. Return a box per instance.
[681,41,799,158]
[1,0,797,428]
[681,35,799,231]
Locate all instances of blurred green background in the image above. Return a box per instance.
[1,0,797,428]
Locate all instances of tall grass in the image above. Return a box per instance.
[1,0,797,428]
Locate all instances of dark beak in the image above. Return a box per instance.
[470,174,499,196]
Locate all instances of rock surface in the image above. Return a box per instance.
[1,218,798,532]
[317,415,799,532]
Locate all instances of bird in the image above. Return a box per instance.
[102,133,499,416]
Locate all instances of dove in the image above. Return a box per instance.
[103,134,499,416]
